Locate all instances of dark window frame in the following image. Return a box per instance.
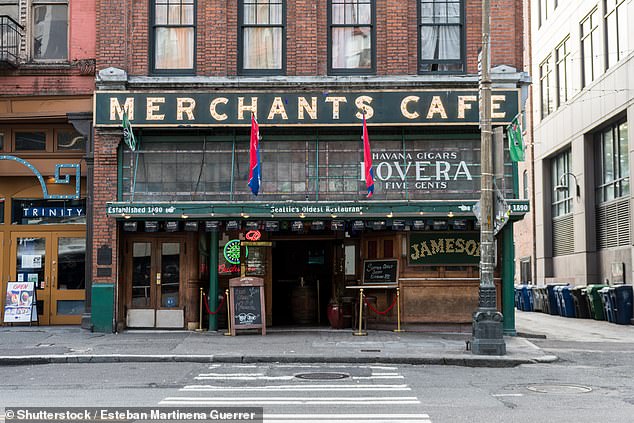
[580,8,601,88]
[238,0,286,76]
[417,0,465,74]
[604,0,627,70]
[149,0,197,75]
[551,149,572,217]
[327,0,376,76]
[539,55,554,119]
[31,0,69,62]
[595,119,629,203]
[555,36,571,108]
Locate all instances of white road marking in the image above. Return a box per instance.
[263,414,430,423]
[181,384,411,391]
[491,394,524,397]
[159,396,421,405]
[194,375,404,380]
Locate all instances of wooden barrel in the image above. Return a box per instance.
[291,285,317,324]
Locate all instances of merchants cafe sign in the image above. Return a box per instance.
[94,90,520,127]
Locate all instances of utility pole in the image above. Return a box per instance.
[472,0,506,355]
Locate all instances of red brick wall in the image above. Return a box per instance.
[98,0,523,77]
[92,131,120,286]
[0,1,95,97]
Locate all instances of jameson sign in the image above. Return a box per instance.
[409,232,481,265]
[94,90,519,127]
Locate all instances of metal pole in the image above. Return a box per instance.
[393,287,404,332]
[472,0,506,355]
[224,289,232,336]
[353,288,367,336]
[209,231,219,331]
[198,287,203,331]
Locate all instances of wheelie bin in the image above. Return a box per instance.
[613,285,633,325]
[571,286,590,318]
[555,286,575,317]
[585,284,608,320]
[599,287,616,323]
[532,287,544,312]
[546,284,568,315]
[519,285,533,311]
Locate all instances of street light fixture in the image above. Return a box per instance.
[554,172,580,197]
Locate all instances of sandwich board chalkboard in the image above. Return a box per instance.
[229,276,266,336]
[3,281,38,324]
[362,259,399,285]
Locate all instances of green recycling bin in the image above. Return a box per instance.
[91,283,115,332]
[585,284,608,320]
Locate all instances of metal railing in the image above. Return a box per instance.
[0,15,23,66]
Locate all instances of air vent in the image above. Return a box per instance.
[596,199,630,249]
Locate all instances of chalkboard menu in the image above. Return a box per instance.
[229,277,266,336]
[362,259,399,285]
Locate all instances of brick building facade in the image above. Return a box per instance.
[0,1,95,325]
[91,0,529,332]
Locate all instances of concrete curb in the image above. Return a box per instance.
[0,353,558,367]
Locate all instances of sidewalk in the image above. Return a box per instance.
[4,312,610,368]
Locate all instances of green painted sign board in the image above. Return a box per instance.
[409,232,481,265]
[94,90,520,127]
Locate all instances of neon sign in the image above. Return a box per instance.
[245,230,261,241]
[223,239,248,265]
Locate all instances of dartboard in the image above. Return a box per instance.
[223,239,248,265]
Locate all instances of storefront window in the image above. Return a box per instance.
[16,237,46,288]
[57,237,85,290]
[11,199,86,225]
[121,130,507,203]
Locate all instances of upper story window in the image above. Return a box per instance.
[551,149,572,217]
[419,0,464,73]
[539,0,548,27]
[32,0,68,61]
[580,8,602,88]
[151,0,195,74]
[328,0,375,75]
[604,0,627,70]
[596,120,629,203]
[539,55,554,118]
[0,1,18,20]
[523,170,529,200]
[239,0,285,75]
[555,37,572,107]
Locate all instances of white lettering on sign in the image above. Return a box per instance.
[359,150,474,192]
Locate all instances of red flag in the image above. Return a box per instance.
[248,114,261,195]
[362,115,374,197]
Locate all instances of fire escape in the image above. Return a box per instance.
[0,15,22,67]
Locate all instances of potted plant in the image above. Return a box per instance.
[327,284,346,329]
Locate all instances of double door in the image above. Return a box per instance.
[124,237,185,328]
[10,232,86,325]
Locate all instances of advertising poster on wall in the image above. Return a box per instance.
[3,282,37,323]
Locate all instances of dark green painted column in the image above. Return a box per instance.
[208,232,219,331]
[502,222,516,335]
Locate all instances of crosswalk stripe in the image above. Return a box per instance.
[160,399,421,405]
[264,419,430,423]
[263,414,430,422]
[194,375,404,380]
[181,384,411,391]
